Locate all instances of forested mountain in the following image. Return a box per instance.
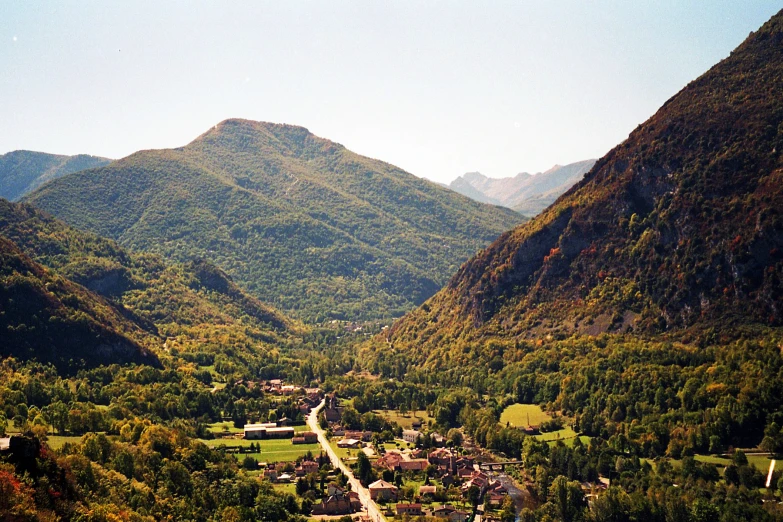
[449,159,596,216]
[0,199,303,375]
[373,9,783,363]
[24,120,522,322]
[0,234,159,371]
[0,150,111,201]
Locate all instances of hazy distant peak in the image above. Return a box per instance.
[448,159,596,217]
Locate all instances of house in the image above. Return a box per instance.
[433,505,456,518]
[396,503,423,516]
[419,485,437,498]
[428,448,454,467]
[345,430,374,442]
[0,438,10,452]
[375,452,404,471]
[411,418,423,428]
[337,438,362,448]
[523,425,540,435]
[327,483,347,497]
[312,495,353,515]
[368,479,398,502]
[450,509,469,522]
[402,430,422,444]
[292,431,318,444]
[296,460,319,476]
[348,491,362,511]
[400,459,429,472]
[431,432,446,447]
[487,492,507,507]
[277,473,293,483]
[263,469,278,481]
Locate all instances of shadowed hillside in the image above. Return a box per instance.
[0,234,159,372]
[377,9,783,366]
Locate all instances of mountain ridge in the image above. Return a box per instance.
[378,8,783,364]
[448,159,596,216]
[24,119,523,322]
[0,150,111,201]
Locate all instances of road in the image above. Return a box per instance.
[308,399,385,522]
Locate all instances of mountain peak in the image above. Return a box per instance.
[385,8,783,355]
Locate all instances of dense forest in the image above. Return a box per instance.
[23,121,522,322]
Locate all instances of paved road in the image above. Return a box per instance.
[308,399,385,522]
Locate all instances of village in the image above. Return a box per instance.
[202,381,522,522]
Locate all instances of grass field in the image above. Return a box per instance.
[374,410,435,430]
[534,427,577,441]
[272,483,298,495]
[500,404,552,428]
[198,437,321,462]
[47,435,86,450]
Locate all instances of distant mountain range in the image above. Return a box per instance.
[449,159,596,216]
[23,119,523,322]
[0,150,111,201]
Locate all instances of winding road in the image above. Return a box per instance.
[308,399,385,522]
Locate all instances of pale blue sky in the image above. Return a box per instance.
[1,2,780,183]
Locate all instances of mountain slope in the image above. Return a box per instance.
[0,234,159,371]
[379,10,783,365]
[0,199,298,351]
[449,160,596,216]
[0,150,111,201]
[24,121,522,321]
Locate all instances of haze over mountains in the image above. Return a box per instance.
[0,150,111,201]
[376,9,783,367]
[449,159,596,216]
[24,120,523,322]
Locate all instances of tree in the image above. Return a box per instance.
[549,476,586,522]
[591,487,631,522]
[466,485,481,507]
[356,451,374,485]
[500,495,516,522]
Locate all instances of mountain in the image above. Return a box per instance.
[24,120,523,322]
[0,150,111,201]
[376,9,783,366]
[0,234,159,371]
[0,199,300,368]
[449,159,596,216]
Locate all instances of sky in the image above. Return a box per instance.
[1,2,781,184]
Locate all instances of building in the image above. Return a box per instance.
[396,503,423,516]
[450,510,469,522]
[419,485,437,498]
[292,431,318,444]
[244,424,295,439]
[337,438,362,448]
[368,479,399,502]
[402,429,422,444]
[400,459,429,472]
[296,460,319,476]
[345,430,374,442]
[312,495,352,515]
[375,452,404,471]
[433,506,456,518]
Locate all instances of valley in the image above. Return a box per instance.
[2,6,783,522]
